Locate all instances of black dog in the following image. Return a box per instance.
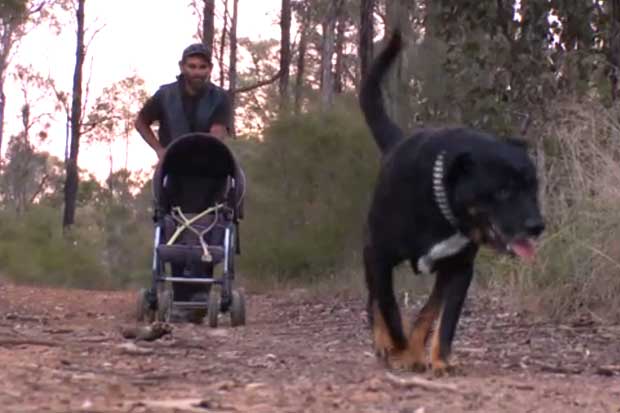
[359,30,545,375]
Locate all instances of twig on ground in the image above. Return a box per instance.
[0,338,59,347]
[385,372,461,393]
[596,365,620,376]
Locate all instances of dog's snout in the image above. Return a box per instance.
[525,218,545,237]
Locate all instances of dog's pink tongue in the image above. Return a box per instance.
[510,239,536,263]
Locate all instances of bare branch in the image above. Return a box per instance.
[29,173,49,204]
[519,113,532,136]
[233,69,282,94]
[85,23,105,51]
[49,79,71,116]
[27,1,46,15]
[385,373,461,393]
[81,54,95,124]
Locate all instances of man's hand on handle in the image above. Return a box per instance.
[156,147,166,160]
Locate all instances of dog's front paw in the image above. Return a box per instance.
[431,358,457,377]
[392,353,428,373]
[378,346,427,372]
[372,318,399,360]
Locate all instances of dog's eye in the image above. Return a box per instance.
[495,188,511,201]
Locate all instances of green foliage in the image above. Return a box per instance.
[235,37,281,135]
[0,0,27,24]
[85,75,149,145]
[0,163,153,289]
[235,100,379,280]
[0,206,106,288]
[0,135,64,213]
[375,0,618,137]
[0,102,378,288]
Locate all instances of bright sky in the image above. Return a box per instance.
[5,0,281,181]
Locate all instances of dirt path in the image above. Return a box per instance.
[0,282,619,413]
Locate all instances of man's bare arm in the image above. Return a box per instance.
[135,114,166,159]
[210,123,228,140]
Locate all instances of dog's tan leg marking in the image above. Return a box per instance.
[430,305,454,376]
[372,302,395,358]
[405,283,442,371]
[372,302,419,370]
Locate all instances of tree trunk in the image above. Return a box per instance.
[0,87,5,160]
[0,2,49,161]
[63,0,86,230]
[64,114,70,164]
[228,0,238,136]
[359,0,374,87]
[320,0,337,107]
[293,34,307,113]
[218,0,228,87]
[0,26,14,161]
[21,103,29,142]
[294,4,309,114]
[279,0,291,112]
[124,130,129,170]
[108,144,114,186]
[203,0,215,52]
[334,0,346,94]
[610,0,620,101]
[385,0,412,129]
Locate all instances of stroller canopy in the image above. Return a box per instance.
[153,133,245,214]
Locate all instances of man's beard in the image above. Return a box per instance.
[187,76,207,91]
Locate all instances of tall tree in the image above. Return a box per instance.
[279,0,291,111]
[0,0,58,160]
[320,0,337,107]
[228,0,238,135]
[0,63,57,213]
[63,0,85,229]
[333,0,346,94]
[0,136,61,214]
[203,0,215,51]
[384,0,414,129]
[13,64,55,144]
[359,0,374,86]
[294,1,310,114]
[84,75,148,175]
[607,0,620,101]
[218,0,228,87]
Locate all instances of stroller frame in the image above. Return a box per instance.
[137,132,246,327]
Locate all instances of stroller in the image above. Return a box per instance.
[136,132,246,327]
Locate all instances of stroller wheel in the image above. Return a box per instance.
[136,288,155,323]
[157,289,173,322]
[207,288,220,328]
[230,290,246,327]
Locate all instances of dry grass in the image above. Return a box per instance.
[481,99,620,321]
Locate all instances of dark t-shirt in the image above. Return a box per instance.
[139,77,232,147]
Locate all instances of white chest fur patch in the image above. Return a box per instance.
[417,233,470,274]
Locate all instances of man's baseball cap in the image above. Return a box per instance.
[181,43,212,63]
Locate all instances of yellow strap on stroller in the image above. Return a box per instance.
[166,204,224,262]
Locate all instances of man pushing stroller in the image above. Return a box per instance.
[135,42,234,323]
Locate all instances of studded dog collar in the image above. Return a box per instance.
[432,151,458,228]
[417,151,471,274]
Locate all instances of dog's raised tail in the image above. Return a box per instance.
[359,30,405,154]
